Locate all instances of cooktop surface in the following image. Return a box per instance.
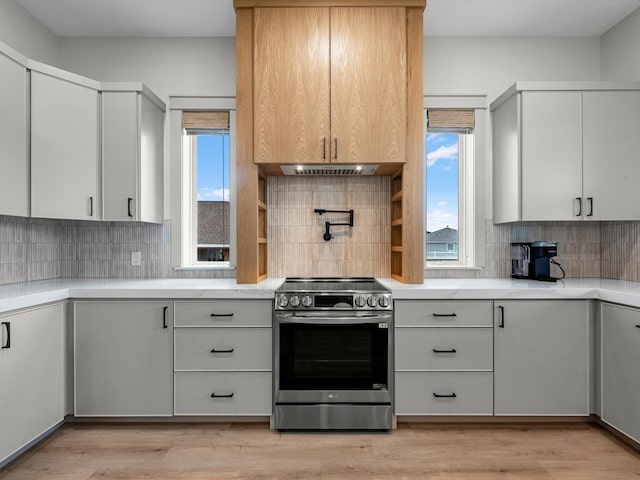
[277,277,390,293]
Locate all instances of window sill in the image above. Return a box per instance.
[175,265,236,271]
[425,265,483,271]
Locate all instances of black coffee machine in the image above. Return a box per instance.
[511,241,559,282]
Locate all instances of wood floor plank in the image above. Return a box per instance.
[1,423,639,480]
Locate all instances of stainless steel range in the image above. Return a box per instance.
[274,278,393,430]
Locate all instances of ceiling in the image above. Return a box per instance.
[14,0,640,38]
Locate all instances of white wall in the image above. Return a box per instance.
[0,0,60,64]
[59,37,236,103]
[600,7,640,81]
[424,37,601,102]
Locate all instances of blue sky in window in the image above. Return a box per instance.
[197,135,230,202]
[426,133,459,232]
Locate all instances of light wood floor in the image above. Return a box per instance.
[1,422,639,479]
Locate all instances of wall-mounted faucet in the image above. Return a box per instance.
[314,209,354,241]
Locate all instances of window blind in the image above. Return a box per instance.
[427,109,474,133]
[183,111,230,134]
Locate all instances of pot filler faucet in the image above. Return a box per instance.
[314,209,354,241]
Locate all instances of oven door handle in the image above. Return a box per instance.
[276,314,391,324]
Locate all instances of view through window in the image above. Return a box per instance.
[426,132,460,262]
[194,132,230,263]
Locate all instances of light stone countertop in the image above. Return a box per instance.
[3,277,640,314]
[0,277,285,314]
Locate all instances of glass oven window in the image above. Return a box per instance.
[279,323,389,390]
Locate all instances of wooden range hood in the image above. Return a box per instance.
[234,0,426,284]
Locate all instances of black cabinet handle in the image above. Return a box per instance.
[433,348,457,353]
[636,325,640,328]
[587,197,594,217]
[1,322,10,349]
[322,137,326,160]
[128,198,133,218]
[162,306,168,329]
[432,313,457,318]
[333,138,338,160]
[433,392,457,398]
[211,348,235,353]
[210,313,234,318]
[576,197,582,216]
[89,196,94,217]
[211,392,234,398]
[498,305,505,328]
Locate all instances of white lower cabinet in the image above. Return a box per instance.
[601,303,640,443]
[395,300,494,416]
[0,303,65,465]
[175,372,271,416]
[494,300,590,416]
[74,301,173,416]
[173,300,272,416]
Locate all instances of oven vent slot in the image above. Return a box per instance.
[280,164,379,176]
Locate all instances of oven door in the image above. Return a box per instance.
[274,311,393,404]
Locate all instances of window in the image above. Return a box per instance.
[189,133,230,263]
[424,100,486,269]
[169,100,236,269]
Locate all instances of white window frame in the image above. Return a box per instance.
[169,97,236,270]
[424,95,487,271]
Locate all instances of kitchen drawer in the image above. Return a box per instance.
[174,300,272,327]
[395,328,493,371]
[174,372,272,415]
[395,372,493,415]
[395,300,493,327]
[174,328,272,371]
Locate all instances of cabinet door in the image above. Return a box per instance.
[0,52,28,217]
[31,71,100,220]
[601,303,640,443]
[520,91,583,221]
[330,7,406,164]
[253,7,330,164]
[102,91,138,221]
[74,301,173,416]
[0,304,64,464]
[494,301,590,415]
[139,94,164,223]
[583,91,640,220]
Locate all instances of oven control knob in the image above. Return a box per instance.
[367,296,378,308]
[301,295,312,308]
[378,296,390,308]
[289,295,301,307]
[354,295,366,308]
[277,295,289,308]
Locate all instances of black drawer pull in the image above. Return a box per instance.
[162,306,168,329]
[210,313,234,318]
[636,325,640,328]
[498,305,505,328]
[432,313,457,318]
[433,392,457,398]
[211,348,235,353]
[211,392,234,398]
[1,322,10,349]
[433,348,457,354]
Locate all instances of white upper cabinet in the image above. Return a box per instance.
[30,64,101,221]
[492,82,640,223]
[0,43,29,217]
[102,84,165,223]
[582,91,640,220]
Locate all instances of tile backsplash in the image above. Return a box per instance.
[0,215,234,286]
[267,176,390,278]
[3,211,640,286]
